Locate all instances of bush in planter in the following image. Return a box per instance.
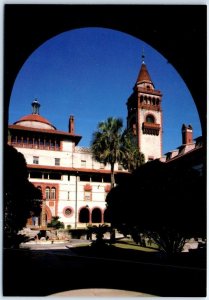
[88,224,110,247]
[47,216,64,229]
[70,228,88,239]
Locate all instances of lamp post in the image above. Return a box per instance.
[41,198,46,228]
[75,172,78,229]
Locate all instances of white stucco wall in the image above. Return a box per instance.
[139,109,162,161]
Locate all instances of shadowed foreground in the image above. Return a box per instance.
[3,244,206,297]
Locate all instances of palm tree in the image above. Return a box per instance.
[91,117,124,188]
[121,129,145,172]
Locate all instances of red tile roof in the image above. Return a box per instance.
[136,63,153,84]
[14,114,56,129]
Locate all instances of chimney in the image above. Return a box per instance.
[182,124,193,144]
[69,115,75,134]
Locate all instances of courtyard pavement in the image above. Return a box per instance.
[4,239,206,297]
[17,240,156,297]
[49,288,155,297]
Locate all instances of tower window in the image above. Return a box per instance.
[146,115,155,123]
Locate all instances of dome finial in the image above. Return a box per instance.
[32,98,40,115]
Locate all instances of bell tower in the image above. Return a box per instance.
[126,54,163,162]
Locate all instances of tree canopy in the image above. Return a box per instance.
[4,144,42,247]
[120,129,145,172]
[91,117,145,187]
[91,117,124,187]
[106,155,206,254]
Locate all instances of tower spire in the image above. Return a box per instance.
[136,53,153,86]
[141,47,145,64]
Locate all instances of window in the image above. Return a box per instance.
[63,207,73,217]
[146,115,155,123]
[30,171,42,179]
[46,187,50,200]
[84,191,92,201]
[43,173,49,179]
[81,160,86,167]
[80,174,90,181]
[49,173,61,180]
[100,163,105,169]
[65,208,72,216]
[55,158,60,166]
[51,187,56,199]
[33,156,39,164]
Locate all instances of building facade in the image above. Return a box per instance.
[8,99,128,229]
[9,58,202,230]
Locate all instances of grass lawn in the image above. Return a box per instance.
[71,238,206,269]
[74,238,158,252]
[112,238,159,252]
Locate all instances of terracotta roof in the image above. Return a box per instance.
[136,63,153,84]
[27,164,129,174]
[14,114,56,129]
[164,143,202,163]
[9,124,79,137]
[8,124,82,145]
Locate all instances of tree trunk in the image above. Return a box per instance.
[110,163,115,188]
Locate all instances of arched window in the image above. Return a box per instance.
[146,114,155,123]
[45,187,50,200]
[51,187,56,199]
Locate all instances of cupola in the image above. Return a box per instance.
[14,99,56,130]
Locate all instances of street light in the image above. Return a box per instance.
[75,171,78,229]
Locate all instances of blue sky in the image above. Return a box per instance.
[8,27,202,154]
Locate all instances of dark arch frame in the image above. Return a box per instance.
[4,4,206,147]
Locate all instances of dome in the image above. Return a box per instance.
[13,99,56,130]
[14,114,56,130]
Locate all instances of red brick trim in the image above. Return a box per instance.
[45,205,52,223]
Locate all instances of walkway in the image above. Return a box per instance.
[49,288,154,297]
